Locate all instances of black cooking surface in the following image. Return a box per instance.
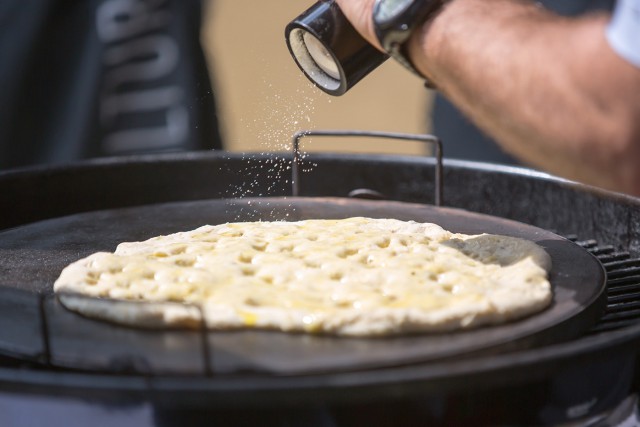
[0,197,606,375]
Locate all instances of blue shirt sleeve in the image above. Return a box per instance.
[606,0,640,67]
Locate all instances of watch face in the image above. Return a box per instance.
[374,0,414,24]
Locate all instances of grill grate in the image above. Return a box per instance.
[570,237,640,334]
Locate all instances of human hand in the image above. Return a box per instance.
[333,0,382,50]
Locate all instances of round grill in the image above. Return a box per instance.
[0,150,639,425]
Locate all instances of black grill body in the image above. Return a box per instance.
[1,152,640,426]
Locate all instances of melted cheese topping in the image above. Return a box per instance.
[54,217,552,336]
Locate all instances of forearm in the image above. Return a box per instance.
[411,0,640,194]
[335,0,640,194]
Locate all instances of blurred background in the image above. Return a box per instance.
[0,0,611,170]
[205,1,432,156]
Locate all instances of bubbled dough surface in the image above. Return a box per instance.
[54,217,552,336]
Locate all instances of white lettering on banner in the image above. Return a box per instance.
[566,397,597,419]
[103,105,188,152]
[102,35,179,89]
[97,0,169,43]
[100,86,183,122]
[96,0,189,153]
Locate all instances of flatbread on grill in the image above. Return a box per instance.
[53,217,552,337]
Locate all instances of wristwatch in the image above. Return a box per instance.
[372,0,444,87]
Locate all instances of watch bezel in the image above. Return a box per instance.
[374,0,415,26]
[374,0,443,50]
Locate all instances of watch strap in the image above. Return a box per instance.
[387,36,438,89]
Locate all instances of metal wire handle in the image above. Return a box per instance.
[291,130,443,206]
